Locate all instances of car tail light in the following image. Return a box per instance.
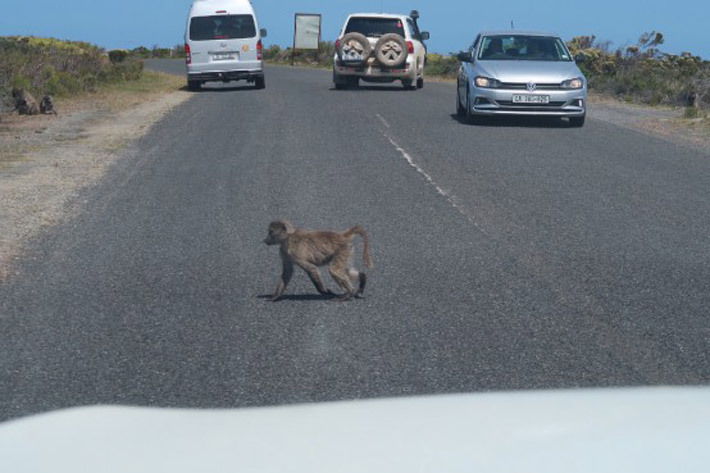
[257,39,263,60]
[185,43,191,64]
[407,41,414,54]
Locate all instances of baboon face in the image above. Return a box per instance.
[264,220,291,245]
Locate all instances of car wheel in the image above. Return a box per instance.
[337,32,371,66]
[569,116,585,127]
[254,76,265,90]
[456,83,465,117]
[465,86,474,123]
[375,34,408,68]
[187,80,201,92]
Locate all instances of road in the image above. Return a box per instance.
[1,61,709,421]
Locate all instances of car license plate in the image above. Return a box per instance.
[512,94,550,104]
[213,53,236,61]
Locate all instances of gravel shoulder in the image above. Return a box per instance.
[0,73,190,280]
[587,93,709,154]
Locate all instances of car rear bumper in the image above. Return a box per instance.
[470,87,586,117]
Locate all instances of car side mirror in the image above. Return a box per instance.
[260,28,268,38]
[574,53,585,63]
[420,31,430,41]
[456,51,472,62]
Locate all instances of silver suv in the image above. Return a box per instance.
[333,12,430,90]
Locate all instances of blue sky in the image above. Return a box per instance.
[1,0,707,58]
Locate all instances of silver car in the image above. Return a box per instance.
[456,30,587,127]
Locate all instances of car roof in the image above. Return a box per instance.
[478,30,560,37]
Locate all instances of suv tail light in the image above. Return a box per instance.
[407,41,414,54]
[185,43,191,64]
[335,39,341,51]
[257,39,263,60]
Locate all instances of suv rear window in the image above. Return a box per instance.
[345,17,405,37]
[190,15,256,41]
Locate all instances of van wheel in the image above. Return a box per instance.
[187,80,201,92]
[254,76,265,90]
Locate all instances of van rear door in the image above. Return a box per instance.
[188,14,258,69]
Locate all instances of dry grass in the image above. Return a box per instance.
[58,70,185,113]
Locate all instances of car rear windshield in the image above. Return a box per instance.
[478,35,572,61]
[190,15,256,41]
[344,17,405,37]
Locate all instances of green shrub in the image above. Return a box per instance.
[0,36,144,104]
[108,49,129,63]
[567,32,709,109]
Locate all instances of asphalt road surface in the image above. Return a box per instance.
[1,61,709,421]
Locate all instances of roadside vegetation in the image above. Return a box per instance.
[0,37,144,107]
[263,42,336,68]
[567,32,708,112]
[264,31,708,113]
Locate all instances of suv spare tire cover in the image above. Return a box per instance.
[375,34,408,67]
[337,32,372,65]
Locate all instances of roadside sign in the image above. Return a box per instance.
[293,13,321,50]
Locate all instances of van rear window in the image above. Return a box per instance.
[190,15,256,41]
[344,17,405,38]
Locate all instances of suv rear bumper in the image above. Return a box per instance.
[334,61,416,81]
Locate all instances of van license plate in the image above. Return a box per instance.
[213,53,236,61]
[512,94,550,103]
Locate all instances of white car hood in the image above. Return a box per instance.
[477,60,582,83]
[1,387,709,473]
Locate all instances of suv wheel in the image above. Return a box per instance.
[402,79,416,90]
[417,77,424,89]
[337,32,371,66]
[375,34,408,68]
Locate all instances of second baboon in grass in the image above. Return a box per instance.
[263,220,373,302]
[40,95,57,115]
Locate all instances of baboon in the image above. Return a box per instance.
[264,220,373,302]
[12,88,39,116]
[40,95,57,115]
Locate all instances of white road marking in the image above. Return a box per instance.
[384,133,489,236]
[375,113,391,129]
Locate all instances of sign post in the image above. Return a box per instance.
[293,13,322,65]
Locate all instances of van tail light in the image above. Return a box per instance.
[257,39,263,60]
[407,41,414,54]
[185,43,191,64]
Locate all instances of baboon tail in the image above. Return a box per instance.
[345,226,373,269]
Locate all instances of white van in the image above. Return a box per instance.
[184,0,266,90]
